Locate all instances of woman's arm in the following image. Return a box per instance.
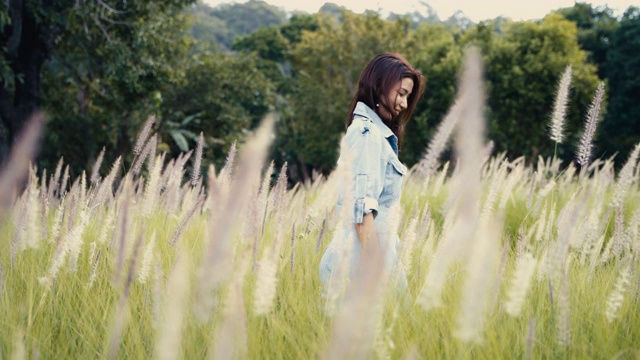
[355,212,377,249]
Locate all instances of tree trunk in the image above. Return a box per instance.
[0,0,58,163]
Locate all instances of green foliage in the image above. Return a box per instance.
[189,0,287,51]
[233,26,290,63]
[188,3,229,51]
[599,7,640,164]
[156,52,275,168]
[318,3,349,20]
[232,14,318,92]
[5,0,639,183]
[557,2,619,78]
[280,14,320,44]
[461,14,601,162]
[39,1,195,175]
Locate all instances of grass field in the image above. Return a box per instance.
[1,50,639,359]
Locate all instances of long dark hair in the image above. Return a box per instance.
[346,53,425,147]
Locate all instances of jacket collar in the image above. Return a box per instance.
[353,102,395,140]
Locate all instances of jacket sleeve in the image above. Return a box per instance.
[343,118,384,224]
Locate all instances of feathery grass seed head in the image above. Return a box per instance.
[549,65,572,144]
[576,82,605,168]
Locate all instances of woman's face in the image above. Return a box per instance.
[379,77,414,121]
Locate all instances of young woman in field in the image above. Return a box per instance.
[319,53,425,289]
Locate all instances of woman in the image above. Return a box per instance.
[319,53,425,289]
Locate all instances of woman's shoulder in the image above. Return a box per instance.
[347,114,382,137]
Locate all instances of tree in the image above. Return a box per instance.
[599,7,640,164]
[557,2,619,78]
[232,14,318,91]
[156,51,275,169]
[0,1,69,162]
[1,0,195,172]
[37,1,195,175]
[194,0,287,51]
[461,14,601,162]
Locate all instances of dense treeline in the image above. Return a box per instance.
[1,1,639,183]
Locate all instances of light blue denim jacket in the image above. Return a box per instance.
[343,102,407,222]
[319,101,407,288]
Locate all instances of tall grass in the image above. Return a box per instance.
[1,53,639,359]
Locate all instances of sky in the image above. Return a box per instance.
[203,0,637,22]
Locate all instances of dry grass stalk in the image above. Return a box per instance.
[138,232,156,284]
[48,157,64,200]
[505,253,538,317]
[12,329,26,360]
[254,162,291,316]
[418,47,486,311]
[24,170,41,249]
[211,256,250,360]
[455,214,501,343]
[612,142,640,208]
[556,269,571,347]
[253,254,279,316]
[107,227,145,360]
[290,223,296,274]
[549,65,572,144]
[324,235,386,359]
[525,318,536,360]
[257,160,275,237]
[87,249,102,289]
[0,112,44,220]
[399,203,419,276]
[0,258,4,295]
[195,115,275,320]
[90,146,106,183]
[163,151,192,213]
[92,156,121,208]
[314,216,327,253]
[191,132,204,186]
[48,200,65,244]
[247,161,274,266]
[133,134,157,176]
[112,178,132,285]
[611,205,628,259]
[490,239,510,313]
[155,251,190,360]
[168,194,205,247]
[218,140,237,192]
[151,258,164,330]
[414,100,462,177]
[40,171,49,242]
[576,82,605,168]
[605,263,631,323]
[59,164,70,197]
[66,207,90,272]
[143,153,165,216]
[133,115,155,156]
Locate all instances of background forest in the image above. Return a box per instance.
[1,0,639,183]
